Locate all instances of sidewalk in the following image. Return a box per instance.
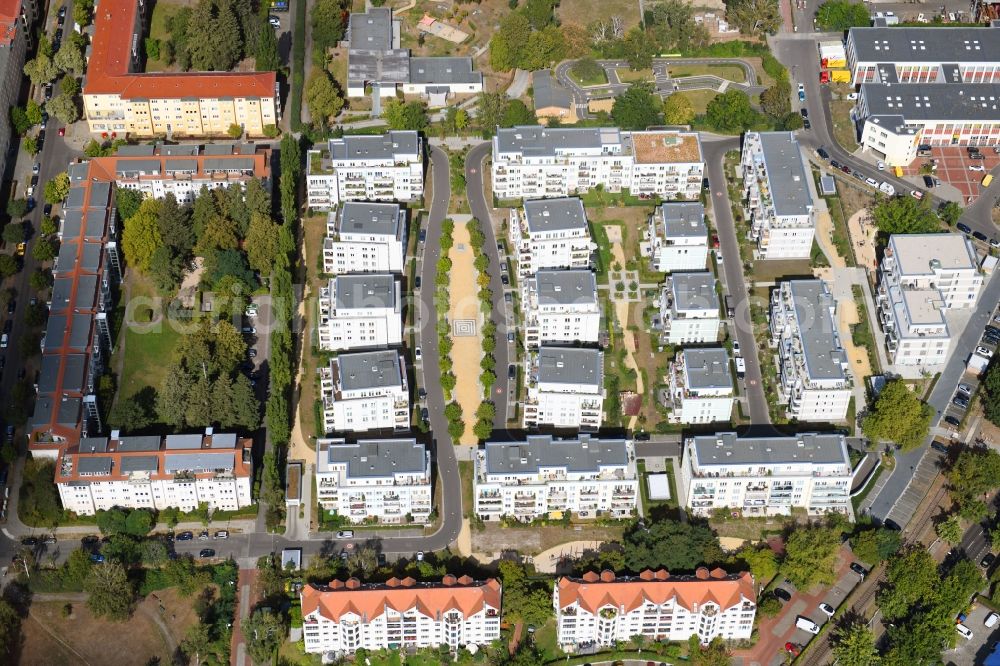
[11,515,257,538]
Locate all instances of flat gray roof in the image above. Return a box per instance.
[409,57,481,85]
[117,436,161,452]
[848,25,1000,64]
[523,197,588,233]
[325,438,426,478]
[484,434,628,475]
[532,70,572,110]
[165,434,203,450]
[495,125,622,157]
[164,452,235,473]
[787,280,847,382]
[348,8,393,51]
[334,350,404,392]
[861,82,1000,123]
[659,202,707,238]
[534,269,597,306]
[348,49,411,87]
[120,456,159,473]
[536,346,603,386]
[752,132,813,217]
[329,131,420,161]
[337,202,403,237]
[333,274,397,309]
[210,433,237,449]
[689,432,849,467]
[671,272,717,312]
[80,437,108,453]
[78,457,113,475]
[682,348,733,391]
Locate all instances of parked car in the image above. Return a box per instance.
[865,177,878,187]
[877,160,886,171]
[774,588,792,602]
[414,346,422,361]
[953,395,970,409]
[841,164,851,174]
[418,229,426,243]
[800,107,809,118]
[81,535,99,545]
[508,364,516,380]
[198,530,209,540]
[910,190,924,200]
[501,274,509,286]
[958,223,973,234]
[974,231,989,243]
[970,164,986,172]
[784,643,801,657]
[982,553,996,569]
[931,440,951,453]
[850,562,868,578]
[414,276,421,289]
[417,388,427,400]
[337,530,354,538]
[248,348,257,358]
[242,326,256,334]
[214,530,229,539]
[923,174,936,188]
[797,83,805,101]
[796,617,820,634]
[20,537,38,546]
[802,117,811,130]
[90,553,105,563]
[830,159,841,170]
[199,549,216,558]
[942,416,961,429]
[817,147,829,160]
[977,346,994,358]
[420,407,429,422]
[956,623,974,639]
[176,531,194,541]
[415,551,425,561]
[986,612,1000,628]
[818,602,835,617]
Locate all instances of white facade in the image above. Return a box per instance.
[523,269,601,349]
[508,198,594,278]
[302,577,502,655]
[666,349,734,424]
[55,432,253,516]
[492,126,704,201]
[317,274,403,352]
[876,233,983,366]
[523,347,604,430]
[318,350,409,435]
[306,132,424,209]
[315,438,431,524]
[769,280,852,422]
[658,272,720,344]
[555,570,756,649]
[474,435,637,522]
[741,132,815,259]
[646,202,709,272]
[323,202,407,275]
[679,432,853,518]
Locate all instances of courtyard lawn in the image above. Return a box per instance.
[669,63,747,83]
[679,89,720,115]
[616,67,653,83]
[144,0,185,73]
[114,273,183,401]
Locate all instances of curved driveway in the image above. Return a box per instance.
[464,141,512,431]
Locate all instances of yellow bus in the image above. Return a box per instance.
[984,174,994,187]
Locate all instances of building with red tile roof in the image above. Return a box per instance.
[301,575,501,655]
[82,0,278,137]
[555,568,756,649]
[0,0,33,183]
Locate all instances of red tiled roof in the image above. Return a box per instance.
[0,0,22,47]
[302,577,502,623]
[557,569,755,615]
[84,0,275,99]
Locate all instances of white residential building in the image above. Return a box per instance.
[666,349,734,424]
[318,350,409,435]
[317,274,402,351]
[679,432,853,518]
[306,131,424,209]
[523,347,604,430]
[314,438,431,523]
[769,280,852,422]
[301,576,501,655]
[554,569,756,649]
[523,269,601,348]
[876,233,983,366]
[474,435,638,522]
[741,132,815,260]
[492,126,704,201]
[55,431,253,516]
[508,198,595,278]
[323,202,407,274]
[646,202,709,272]
[658,272,720,344]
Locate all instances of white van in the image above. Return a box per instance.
[956,623,974,639]
[986,613,999,629]
[796,617,820,634]
[0,334,7,349]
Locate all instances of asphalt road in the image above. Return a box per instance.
[464,141,511,430]
[702,138,772,425]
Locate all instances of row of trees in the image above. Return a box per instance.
[467,218,498,441]
[23,32,85,125]
[158,0,262,72]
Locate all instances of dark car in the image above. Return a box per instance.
[958,222,973,234]
[943,415,962,428]
[974,231,989,243]
[43,203,52,217]
[176,531,194,541]
[800,108,809,118]
[6,299,14,315]
[830,159,842,170]
[931,441,950,454]
[20,537,38,546]
[817,147,830,160]
[501,274,509,286]
[986,327,1000,338]
[418,229,426,243]
[420,407,429,422]
[850,562,868,578]
[634,432,650,441]
[923,174,936,188]
[983,553,996,569]
[58,5,66,17]
[508,364,516,380]
[953,395,970,409]
[802,117,811,130]
[417,388,427,400]
[199,549,216,558]
[841,164,851,174]
[496,241,504,252]
[414,276,421,289]
[504,292,512,303]
[774,588,792,602]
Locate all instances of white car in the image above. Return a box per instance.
[910,190,924,200]
[879,182,895,196]
[714,249,723,264]
[986,612,1000,629]
[818,603,835,617]
[970,164,986,172]
[846,92,858,100]
[977,346,994,358]
[414,346,422,361]
[865,177,878,187]
[917,13,926,22]
[732,341,741,357]
[416,551,424,561]
[956,623,974,639]
[877,161,886,171]
[336,530,354,539]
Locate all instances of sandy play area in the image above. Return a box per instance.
[448,222,484,444]
[609,236,644,431]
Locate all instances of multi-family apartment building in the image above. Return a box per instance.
[769,280,852,422]
[492,126,704,201]
[508,197,594,278]
[554,569,756,649]
[646,202,709,272]
[55,430,253,515]
[0,0,32,184]
[306,132,424,209]
[741,132,815,260]
[876,233,983,366]
[679,432,853,518]
[323,202,407,275]
[301,576,502,655]
[91,142,271,204]
[523,347,604,430]
[657,271,720,344]
[83,0,278,137]
[523,269,601,348]
[666,348,734,424]
[314,438,431,523]
[346,8,482,103]
[317,274,402,351]
[318,350,409,435]
[474,435,637,522]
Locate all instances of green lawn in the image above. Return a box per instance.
[144,0,185,72]
[458,460,474,517]
[830,99,859,151]
[115,274,183,401]
[677,89,719,115]
[669,63,747,83]
[616,67,652,83]
[568,67,608,87]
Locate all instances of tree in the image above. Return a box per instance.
[156,367,193,428]
[477,91,508,134]
[148,246,184,292]
[61,76,81,98]
[781,525,840,589]
[185,374,214,426]
[108,396,154,432]
[726,0,782,36]
[29,268,53,291]
[43,172,70,204]
[115,187,145,222]
[760,79,791,119]
[245,212,282,274]
[648,0,710,53]
[523,0,556,29]
[243,609,284,665]
[850,527,901,564]
[611,82,662,131]
[936,515,963,545]
[32,238,56,262]
[54,39,86,74]
[6,198,27,219]
[187,0,243,71]
[948,446,1000,520]
[40,216,58,236]
[10,106,30,136]
[48,92,80,125]
[497,560,553,626]
[622,519,722,571]
[23,52,58,86]
[689,636,732,666]
[2,222,25,245]
[0,598,21,661]
[305,71,344,126]
[572,58,605,85]
[706,90,760,133]
[122,198,163,271]
[501,99,535,128]
[124,509,154,537]
[816,0,871,30]
[73,0,94,27]
[621,27,656,70]
[521,25,566,70]
[871,196,941,235]
[862,379,934,451]
[26,100,42,126]
[832,620,880,666]
[383,99,428,131]
[255,11,280,71]
[85,560,134,621]
[311,0,346,52]
[981,358,1000,426]
[182,622,213,665]
[157,193,194,256]
[738,545,778,588]
[489,13,530,71]
[662,93,695,125]
[22,136,37,156]
[939,201,963,227]
[878,547,938,620]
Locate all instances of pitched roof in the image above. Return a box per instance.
[301,577,501,623]
[557,569,755,615]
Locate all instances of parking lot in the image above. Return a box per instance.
[941,303,1000,432]
[899,147,1000,203]
[944,600,1000,665]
